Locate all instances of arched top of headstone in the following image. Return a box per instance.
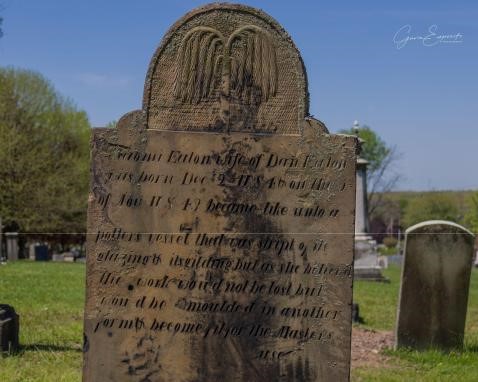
[142,2,309,134]
[406,220,474,237]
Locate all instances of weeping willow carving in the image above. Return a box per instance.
[174,25,277,105]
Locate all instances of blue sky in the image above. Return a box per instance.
[0,0,477,191]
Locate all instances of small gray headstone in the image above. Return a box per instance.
[60,252,75,262]
[28,243,36,260]
[52,254,64,262]
[5,233,19,261]
[0,304,19,353]
[396,220,475,350]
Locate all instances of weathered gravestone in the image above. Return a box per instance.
[83,4,358,381]
[5,233,19,261]
[396,220,475,350]
[0,304,19,353]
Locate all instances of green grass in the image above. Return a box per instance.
[377,246,398,256]
[0,261,85,382]
[353,265,478,381]
[354,266,402,330]
[0,261,477,381]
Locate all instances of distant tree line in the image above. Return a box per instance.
[371,191,478,243]
[0,67,90,241]
[341,124,478,241]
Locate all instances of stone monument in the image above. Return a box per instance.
[354,157,369,239]
[83,4,358,381]
[352,122,385,282]
[396,220,475,350]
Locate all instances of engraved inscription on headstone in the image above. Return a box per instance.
[83,4,358,381]
[396,220,475,350]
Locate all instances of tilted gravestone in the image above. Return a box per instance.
[396,220,475,350]
[83,4,358,381]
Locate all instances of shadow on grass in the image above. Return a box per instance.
[7,343,83,355]
[23,343,82,352]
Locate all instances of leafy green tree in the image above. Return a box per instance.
[465,192,478,233]
[340,124,401,217]
[0,67,90,236]
[402,193,460,228]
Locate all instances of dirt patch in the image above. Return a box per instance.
[352,327,394,369]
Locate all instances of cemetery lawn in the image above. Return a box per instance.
[0,261,84,382]
[353,265,478,382]
[0,261,477,381]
